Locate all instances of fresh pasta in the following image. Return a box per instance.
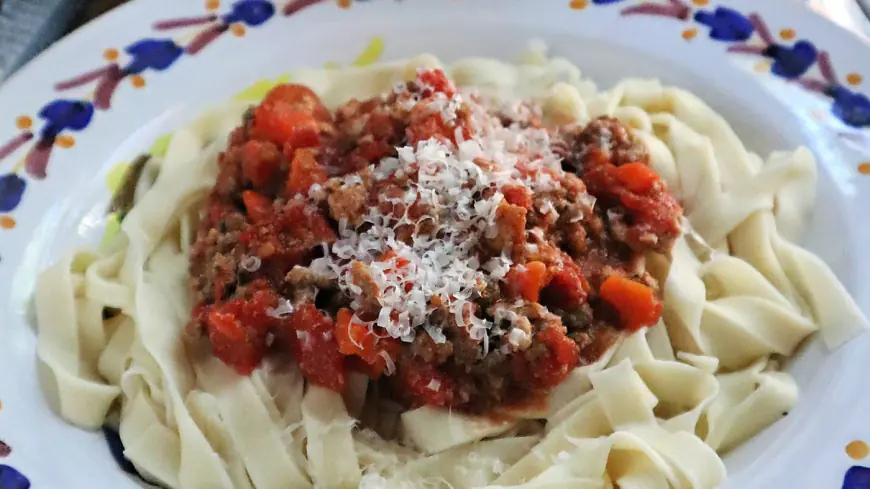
[34,48,868,489]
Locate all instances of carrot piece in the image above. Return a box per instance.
[335,308,398,378]
[614,162,660,193]
[241,190,273,223]
[262,84,332,123]
[251,103,320,150]
[285,148,328,196]
[335,308,369,357]
[599,275,662,331]
[506,261,550,303]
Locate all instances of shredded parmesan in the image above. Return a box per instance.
[239,255,261,272]
[318,75,568,352]
[379,351,396,376]
[266,298,294,319]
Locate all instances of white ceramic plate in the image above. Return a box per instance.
[2,0,870,487]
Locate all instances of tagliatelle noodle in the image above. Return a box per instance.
[34,48,868,489]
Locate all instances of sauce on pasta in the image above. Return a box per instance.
[186,69,682,414]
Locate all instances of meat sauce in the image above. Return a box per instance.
[186,70,682,413]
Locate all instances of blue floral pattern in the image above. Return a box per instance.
[693,7,754,42]
[844,465,870,489]
[0,465,30,489]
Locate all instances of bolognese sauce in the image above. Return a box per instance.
[186,69,682,413]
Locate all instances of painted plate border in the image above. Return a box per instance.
[1,1,870,488]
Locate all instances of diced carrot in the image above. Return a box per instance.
[251,103,320,150]
[335,308,370,357]
[335,308,399,378]
[285,148,328,196]
[614,162,660,193]
[502,185,533,210]
[505,261,550,303]
[262,84,332,123]
[242,190,273,223]
[599,275,662,331]
[240,140,281,188]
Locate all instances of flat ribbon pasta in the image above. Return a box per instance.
[33,52,868,489]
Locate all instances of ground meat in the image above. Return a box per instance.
[350,261,381,315]
[572,116,650,169]
[485,201,527,261]
[188,225,244,304]
[285,265,337,305]
[186,76,683,416]
[328,182,368,225]
[409,331,453,364]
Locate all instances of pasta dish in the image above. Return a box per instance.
[34,51,869,489]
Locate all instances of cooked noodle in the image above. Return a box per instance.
[34,51,868,489]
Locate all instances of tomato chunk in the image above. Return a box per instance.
[599,275,662,331]
[202,290,276,375]
[542,257,589,310]
[530,328,580,388]
[240,140,281,188]
[251,103,320,151]
[502,185,533,210]
[397,359,456,408]
[285,148,328,197]
[242,190,272,223]
[335,308,399,378]
[417,69,457,98]
[262,84,332,123]
[505,261,550,303]
[284,304,346,391]
[614,162,660,193]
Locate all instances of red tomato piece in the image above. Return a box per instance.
[417,69,456,98]
[262,84,332,123]
[251,103,320,150]
[240,140,281,188]
[502,185,533,210]
[335,308,399,378]
[614,162,660,193]
[583,162,682,248]
[541,257,589,310]
[397,360,456,408]
[599,275,662,331]
[530,328,580,388]
[284,304,346,391]
[203,290,277,375]
[241,190,273,223]
[285,148,328,197]
[505,261,550,303]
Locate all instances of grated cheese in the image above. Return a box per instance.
[379,350,396,376]
[313,72,570,352]
[266,298,295,319]
[239,255,261,272]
